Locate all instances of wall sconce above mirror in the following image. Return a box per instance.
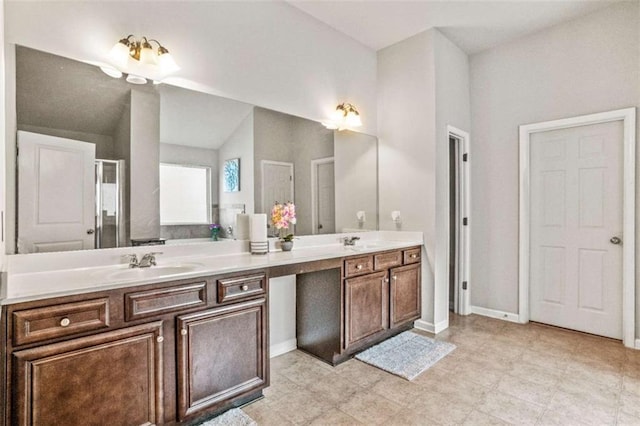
[323,102,362,131]
[103,34,180,84]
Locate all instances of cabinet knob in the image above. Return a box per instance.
[241,285,249,291]
[59,317,71,327]
[157,336,164,343]
[384,278,389,283]
[181,329,188,336]
[393,275,397,280]
[410,254,418,259]
[356,264,363,270]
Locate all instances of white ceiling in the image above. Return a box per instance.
[288,0,622,53]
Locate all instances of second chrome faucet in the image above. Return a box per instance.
[126,252,163,268]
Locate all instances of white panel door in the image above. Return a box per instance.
[315,160,335,234]
[530,121,623,339]
[262,161,294,234]
[17,131,96,253]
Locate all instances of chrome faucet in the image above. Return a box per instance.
[343,236,360,246]
[125,252,163,268]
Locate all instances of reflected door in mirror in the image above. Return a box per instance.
[17,131,96,253]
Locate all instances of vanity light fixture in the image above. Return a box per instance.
[322,103,363,130]
[104,35,179,84]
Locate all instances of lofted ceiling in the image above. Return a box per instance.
[287,0,623,53]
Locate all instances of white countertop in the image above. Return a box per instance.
[2,231,423,304]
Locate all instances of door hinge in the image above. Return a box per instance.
[463,153,468,162]
[462,281,468,290]
[463,217,468,226]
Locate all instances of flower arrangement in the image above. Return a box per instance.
[271,201,296,241]
[209,223,221,241]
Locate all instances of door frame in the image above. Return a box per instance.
[518,107,636,348]
[446,126,471,316]
[310,157,334,235]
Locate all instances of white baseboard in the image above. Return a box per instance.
[270,338,297,358]
[471,306,520,323]
[635,339,640,350]
[414,319,449,334]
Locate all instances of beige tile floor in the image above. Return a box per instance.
[242,313,640,425]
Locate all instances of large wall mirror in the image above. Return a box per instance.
[11,46,379,253]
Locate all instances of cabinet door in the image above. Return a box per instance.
[390,263,421,327]
[344,271,389,349]
[176,298,268,420]
[12,321,164,426]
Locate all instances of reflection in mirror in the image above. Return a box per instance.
[13,46,378,253]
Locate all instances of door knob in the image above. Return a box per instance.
[610,236,622,245]
[86,229,95,234]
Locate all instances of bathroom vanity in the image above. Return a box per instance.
[0,234,422,425]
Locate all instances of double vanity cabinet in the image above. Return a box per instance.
[0,242,421,425]
[1,271,268,425]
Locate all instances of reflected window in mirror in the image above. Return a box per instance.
[159,163,211,225]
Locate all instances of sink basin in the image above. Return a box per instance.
[107,263,204,280]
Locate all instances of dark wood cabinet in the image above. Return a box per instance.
[297,246,422,365]
[11,321,163,426]
[390,263,421,327]
[344,271,389,349]
[176,298,268,420]
[2,270,269,426]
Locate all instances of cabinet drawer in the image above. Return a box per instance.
[217,273,266,304]
[125,281,207,321]
[344,256,374,277]
[403,248,421,264]
[374,251,402,271]
[13,298,110,346]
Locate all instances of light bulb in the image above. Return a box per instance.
[345,111,362,127]
[138,45,157,65]
[157,51,179,73]
[109,40,131,68]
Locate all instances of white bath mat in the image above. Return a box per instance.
[355,331,456,380]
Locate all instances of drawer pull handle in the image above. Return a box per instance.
[181,329,188,336]
[356,264,363,270]
[59,317,71,327]
[410,254,418,259]
[241,285,249,291]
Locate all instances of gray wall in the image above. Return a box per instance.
[377,30,438,326]
[129,88,160,240]
[253,107,295,215]
[219,110,254,217]
[253,107,333,236]
[469,2,640,320]
[334,131,378,232]
[433,29,471,326]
